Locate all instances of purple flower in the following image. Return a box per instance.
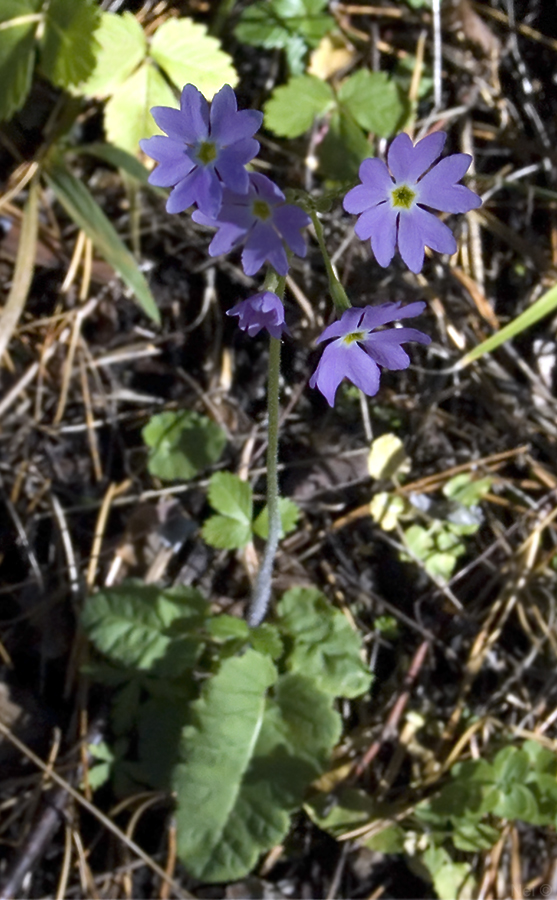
[192,172,310,276]
[343,132,482,274]
[227,291,289,339]
[309,301,430,406]
[139,83,263,218]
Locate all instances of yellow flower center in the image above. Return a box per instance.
[391,184,416,209]
[343,330,365,345]
[252,199,271,220]
[197,141,217,165]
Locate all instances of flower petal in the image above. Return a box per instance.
[405,131,446,182]
[387,132,415,181]
[316,308,365,344]
[354,203,397,268]
[179,84,209,140]
[165,168,203,213]
[215,141,258,194]
[141,137,195,186]
[210,84,263,144]
[360,301,426,331]
[343,158,392,213]
[364,327,430,368]
[310,341,381,406]
[194,166,223,217]
[398,206,457,272]
[273,204,310,257]
[249,172,285,203]
[242,222,287,276]
[417,155,481,212]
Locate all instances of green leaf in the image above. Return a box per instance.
[253,497,300,539]
[104,60,176,158]
[250,623,284,659]
[318,107,371,182]
[142,410,227,481]
[306,787,376,838]
[206,614,250,641]
[136,696,189,789]
[338,69,406,138]
[443,473,493,507]
[40,0,101,88]
[81,581,208,672]
[523,740,557,776]
[365,824,406,853]
[276,587,372,698]
[0,0,41,121]
[493,746,529,785]
[77,11,146,98]
[175,658,341,882]
[452,821,500,852]
[368,433,410,480]
[422,846,475,900]
[44,165,160,323]
[87,741,115,791]
[202,472,254,549]
[235,0,334,75]
[174,650,278,880]
[202,514,253,550]
[460,280,557,367]
[264,74,334,138]
[149,17,237,98]
[493,783,539,821]
[77,142,150,184]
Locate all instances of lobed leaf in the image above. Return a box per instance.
[40,0,101,88]
[264,74,334,138]
[276,587,372,698]
[142,410,227,481]
[338,69,406,138]
[175,656,341,882]
[105,61,176,158]
[78,11,146,98]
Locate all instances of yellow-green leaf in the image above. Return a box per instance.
[149,17,237,98]
[105,61,176,156]
[78,11,146,98]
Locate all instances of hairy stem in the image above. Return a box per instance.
[248,333,282,627]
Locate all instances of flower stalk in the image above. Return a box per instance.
[248,270,285,627]
[309,209,351,313]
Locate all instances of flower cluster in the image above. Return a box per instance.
[142,86,481,405]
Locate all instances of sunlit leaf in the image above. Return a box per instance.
[105,61,176,157]
[368,433,410,480]
[318,107,371,181]
[202,472,254,550]
[253,497,300,539]
[78,11,146,97]
[264,74,334,137]
[150,17,237,98]
[338,69,406,138]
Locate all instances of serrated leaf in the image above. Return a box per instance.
[202,514,253,550]
[40,0,101,88]
[175,657,340,882]
[105,60,176,157]
[81,581,208,672]
[276,587,372,698]
[235,0,334,75]
[142,410,227,481]
[207,614,250,641]
[250,623,284,659]
[44,165,160,322]
[318,107,371,181]
[253,497,300,539]
[264,74,334,138]
[78,11,146,98]
[338,69,406,138]
[150,17,237,99]
[0,0,41,121]
[208,471,253,522]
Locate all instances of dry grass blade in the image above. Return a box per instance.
[0,177,39,363]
